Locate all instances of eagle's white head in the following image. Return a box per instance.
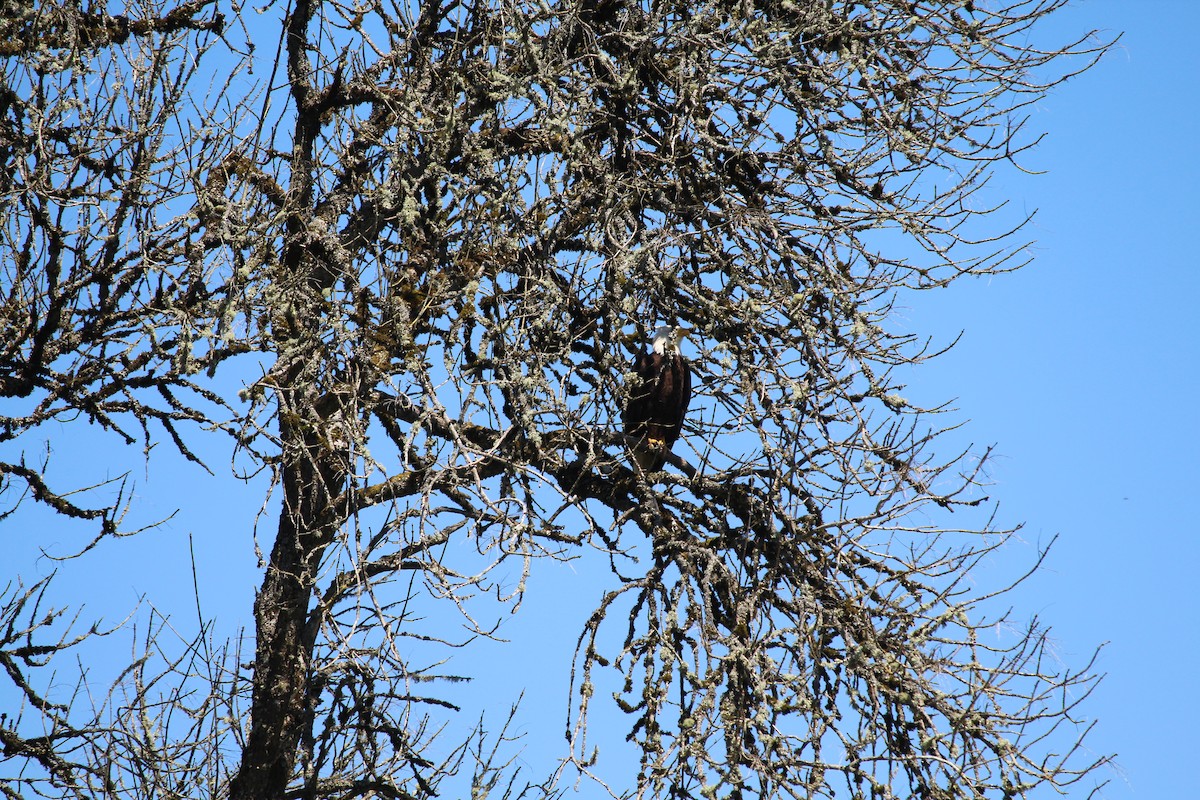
[652,325,688,355]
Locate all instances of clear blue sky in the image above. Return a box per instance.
[3,1,1195,797]
[907,3,1200,796]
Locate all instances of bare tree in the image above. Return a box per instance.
[0,1,1113,799]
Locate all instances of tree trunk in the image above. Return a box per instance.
[229,416,341,800]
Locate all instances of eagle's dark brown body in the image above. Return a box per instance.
[623,332,692,472]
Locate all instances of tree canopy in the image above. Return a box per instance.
[1,1,1112,799]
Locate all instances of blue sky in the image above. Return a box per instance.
[3,1,1196,798]
[904,3,1200,796]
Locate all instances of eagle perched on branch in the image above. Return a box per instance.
[623,326,692,473]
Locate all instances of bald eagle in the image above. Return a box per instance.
[623,326,692,473]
